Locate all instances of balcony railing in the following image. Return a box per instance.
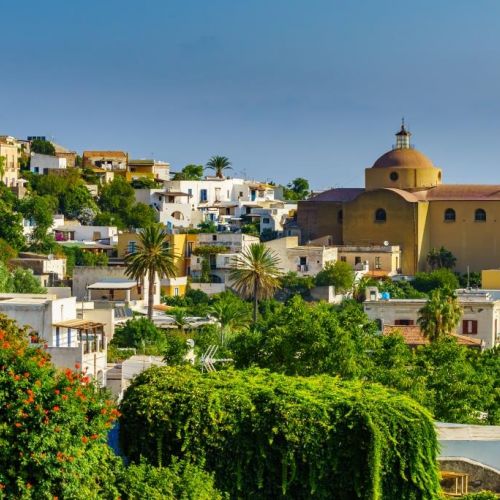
[297,264,309,272]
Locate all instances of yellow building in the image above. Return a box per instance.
[298,123,500,274]
[0,136,20,188]
[117,231,198,296]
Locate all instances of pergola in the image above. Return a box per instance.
[440,471,469,497]
[52,319,105,353]
[87,280,137,302]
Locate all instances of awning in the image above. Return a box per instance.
[52,319,104,329]
[88,280,137,290]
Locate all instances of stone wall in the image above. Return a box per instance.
[439,457,500,493]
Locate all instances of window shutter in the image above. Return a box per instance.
[472,320,478,334]
[462,320,468,334]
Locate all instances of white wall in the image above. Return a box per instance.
[30,152,66,172]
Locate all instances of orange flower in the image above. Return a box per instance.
[15,422,22,428]
[2,341,10,349]
[74,363,81,369]
[90,434,99,440]
[23,372,30,378]
[61,395,68,400]
[54,389,60,395]
[81,436,88,443]
[26,482,32,489]
[14,374,20,381]
[52,406,60,412]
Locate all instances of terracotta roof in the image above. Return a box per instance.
[372,148,435,169]
[425,184,500,201]
[308,188,365,202]
[383,325,482,347]
[83,151,127,158]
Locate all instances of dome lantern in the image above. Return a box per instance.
[394,119,411,150]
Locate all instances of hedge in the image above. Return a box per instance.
[120,367,440,499]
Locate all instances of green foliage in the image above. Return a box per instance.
[278,271,315,300]
[125,202,157,229]
[457,491,499,499]
[118,459,224,499]
[413,268,460,293]
[0,262,46,293]
[163,334,190,365]
[112,317,164,349]
[426,246,457,270]
[19,194,58,252]
[283,177,310,201]
[196,220,218,233]
[27,170,98,220]
[457,271,482,288]
[0,200,24,250]
[206,155,231,178]
[315,260,355,293]
[241,221,260,236]
[61,246,108,270]
[192,245,230,257]
[172,164,204,181]
[260,227,277,242]
[377,279,427,299]
[107,344,136,363]
[130,177,162,189]
[120,366,440,499]
[417,288,462,341]
[0,314,121,498]
[0,239,17,263]
[30,139,56,156]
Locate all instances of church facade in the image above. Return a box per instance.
[297,125,500,275]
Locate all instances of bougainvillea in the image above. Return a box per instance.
[0,314,121,499]
[120,366,441,500]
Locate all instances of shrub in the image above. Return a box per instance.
[120,366,440,499]
[0,314,121,498]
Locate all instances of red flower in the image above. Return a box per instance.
[74,363,81,369]
[62,395,68,400]
[54,389,60,395]
[15,422,22,428]
[23,372,30,378]
[91,434,99,440]
[2,341,10,349]
[52,406,60,412]
[81,436,88,443]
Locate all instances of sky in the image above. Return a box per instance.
[2,0,500,189]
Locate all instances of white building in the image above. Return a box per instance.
[134,177,280,231]
[264,236,338,277]
[190,233,260,283]
[11,253,67,285]
[249,202,297,236]
[30,152,67,174]
[363,289,500,349]
[0,293,107,384]
[54,224,118,244]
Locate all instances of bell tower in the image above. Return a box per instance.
[394,119,411,149]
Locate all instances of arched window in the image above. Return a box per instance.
[337,209,343,224]
[444,208,456,221]
[475,209,486,222]
[374,208,387,222]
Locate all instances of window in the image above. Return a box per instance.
[340,256,347,262]
[389,171,399,181]
[262,217,270,224]
[374,208,386,222]
[337,210,343,224]
[200,189,208,202]
[475,209,486,222]
[395,319,414,326]
[375,256,381,269]
[212,234,217,241]
[444,208,456,222]
[187,188,192,197]
[462,320,478,334]
[355,256,361,265]
[174,288,179,296]
[127,241,137,254]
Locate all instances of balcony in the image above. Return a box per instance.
[297,264,309,272]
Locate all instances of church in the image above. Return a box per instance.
[297,124,500,274]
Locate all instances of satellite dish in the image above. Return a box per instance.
[383,241,389,246]
[47,254,54,260]
[186,339,195,348]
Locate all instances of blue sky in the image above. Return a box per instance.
[2,0,500,189]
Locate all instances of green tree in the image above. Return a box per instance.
[118,459,224,499]
[196,220,218,233]
[0,201,24,250]
[130,177,161,189]
[99,176,135,216]
[119,366,440,499]
[427,246,457,270]
[315,260,355,293]
[206,155,232,179]
[240,221,260,237]
[163,333,190,365]
[413,268,460,293]
[30,138,56,156]
[125,202,157,229]
[0,314,121,498]
[19,194,58,252]
[283,177,310,200]
[173,164,204,180]
[0,156,5,182]
[0,239,17,263]
[229,243,281,324]
[209,292,250,344]
[417,288,462,342]
[278,271,315,300]
[125,225,177,320]
[112,317,164,349]
[10,267,47,293]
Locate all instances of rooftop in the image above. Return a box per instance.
[383,325,482,348]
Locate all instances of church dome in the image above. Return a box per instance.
[372,148,435,169]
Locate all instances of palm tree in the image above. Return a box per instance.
[229,243,282,325]
[209,293,250,344]
[125,224,177,320]
[173,308,189,334]
[417,288,462,342]
[206,155,232,179]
